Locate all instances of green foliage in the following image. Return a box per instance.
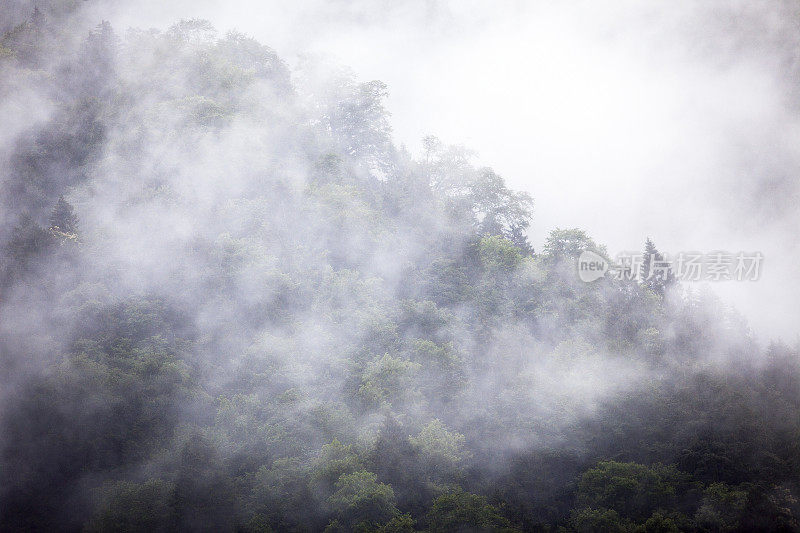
[88,479,176,533]
[543,228,603,260]
[478,235,524,273]
[327,471,400,531]
[250,457,314,530]
[311,439,364,491]
[329,80,393,169]
[469,169,532,242]
[569,507,634,533]
[372,513,416,533]
[171,434,237,531]
[242,513,275,533]
[399,300,452,341]
[693,483,747,531]
[423,259,470,306]
[409,419,470,468]
[640,238,675,297]
[576,461,695,521]
[357,354,422,408]
[642,510,684,533]
[1,14,799,533]
[425,491,517,532]
[173,95,232,128]
[409,339,464,400]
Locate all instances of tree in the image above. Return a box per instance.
[310,439,363,493]
[250,458,316,531]
[31,7,45,28]
[49,196,79,234]
[408,419,470,477]
[640,238,675,297]
[468,169,533,249]
[329,80,393,172]
[425,491,516,532]
[171,435,236,531]
[368,416,428,514]
[478,235,524,274]
[87,479,177,533]
[542,228,605,265]
[326,471,399,531]
[693,482,746,531]
[75,21,120,97]
[357,354,421,408]
[570,508,634,533]
[167,19,217,47]
[2,7,47,66]
[576,461,694,522]
[508,224,533,256]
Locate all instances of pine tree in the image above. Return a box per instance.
[31,7,45,28]
[508,223,534,256]
[49,196,78,234]
[640,238,657,283]
[640,237,675,297]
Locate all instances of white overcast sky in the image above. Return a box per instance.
[94,0,800,341]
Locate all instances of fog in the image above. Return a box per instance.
[2,1,800,531]
[85,0,800,340]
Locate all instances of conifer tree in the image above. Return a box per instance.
[640,237,675,297]
[49,196,78,234]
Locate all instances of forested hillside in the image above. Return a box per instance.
[2,6,800,532]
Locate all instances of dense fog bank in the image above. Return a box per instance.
[1,3,800,532]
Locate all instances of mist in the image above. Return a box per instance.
[88,0,800,339]
[2,1,800,532]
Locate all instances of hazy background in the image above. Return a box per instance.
[86,0,800,340]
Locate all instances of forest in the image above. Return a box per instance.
[1,3,800,532]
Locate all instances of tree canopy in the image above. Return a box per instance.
[0,10,798,533]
